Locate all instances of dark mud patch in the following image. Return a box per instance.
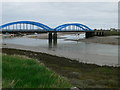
[2,48,120,88]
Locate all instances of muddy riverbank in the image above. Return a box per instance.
[2,42,118,66]
[66,36,120,45]
[24,33,120,45]
[2,48,120,88]
[2,33,119,45]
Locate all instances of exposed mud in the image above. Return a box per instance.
[2,48,120,88]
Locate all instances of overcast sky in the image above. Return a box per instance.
[1,2,118,29]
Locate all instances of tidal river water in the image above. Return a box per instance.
[2,33,119,66]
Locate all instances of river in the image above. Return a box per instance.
[2,33,119,66]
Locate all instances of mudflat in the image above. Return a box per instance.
[66,36,119,45]
[27,34,119,45]
[78,36,119,45]
[2,48,120,88]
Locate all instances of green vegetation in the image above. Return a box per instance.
[2,54,72,88]
[3,48,120,88]
[104,31,120,36]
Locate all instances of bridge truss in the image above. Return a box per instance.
[0,21,93,33]
[0,21,53,33]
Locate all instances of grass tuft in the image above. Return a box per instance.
[2,54,72,88]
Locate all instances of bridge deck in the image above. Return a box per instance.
[0,30,94,34]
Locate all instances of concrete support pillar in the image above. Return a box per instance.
[48,32,53,49]
[101,32,104,36]
[96,32,99,36]
[99,32,104,36]
[53,32,57,47]
[48,32,58,49]
[48,38,52,49]
[86,32,94,38]
[100,32,102,36]
[49,32,52,39]
[95,31,104,36]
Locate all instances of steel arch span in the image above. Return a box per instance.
[0,21,53,31]
[54,23,93,31]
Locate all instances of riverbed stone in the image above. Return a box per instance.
[68,72,80,79]
[71,87,80,90]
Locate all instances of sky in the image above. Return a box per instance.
[1,2,118,29]
[1,0,119,2]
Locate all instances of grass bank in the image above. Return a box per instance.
[104,31,120,36]
[2,54,72,88]
[2,48,120,88]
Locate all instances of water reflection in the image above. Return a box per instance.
[2,34,118,66]
[48,37,57,49]
[48,38,52,49]
[53,37,57,48]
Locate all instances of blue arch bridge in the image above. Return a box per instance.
[0,21,104,46]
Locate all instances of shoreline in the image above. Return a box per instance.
[2,43,118,66]
[2,33,119,45]
[26,33,119,45]
[73,36,119,45]
[2,48,120,88]
[1,33,119,66]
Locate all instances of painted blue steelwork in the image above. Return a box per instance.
[54,23,93,31]
[0,21,53,31]
[0,21,93,32]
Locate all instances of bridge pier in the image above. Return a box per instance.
[53,32,57,48]
[96,32,99,36]
[95,31,104,36]
[48,32,53,40]
[48,38,52,49]
[86,32,94,38]
[48,32,57,49]
[48,32,53,49]
[101,32,104,36]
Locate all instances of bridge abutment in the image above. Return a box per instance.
[86,32,94,38]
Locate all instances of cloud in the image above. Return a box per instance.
[1,2,118,29]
